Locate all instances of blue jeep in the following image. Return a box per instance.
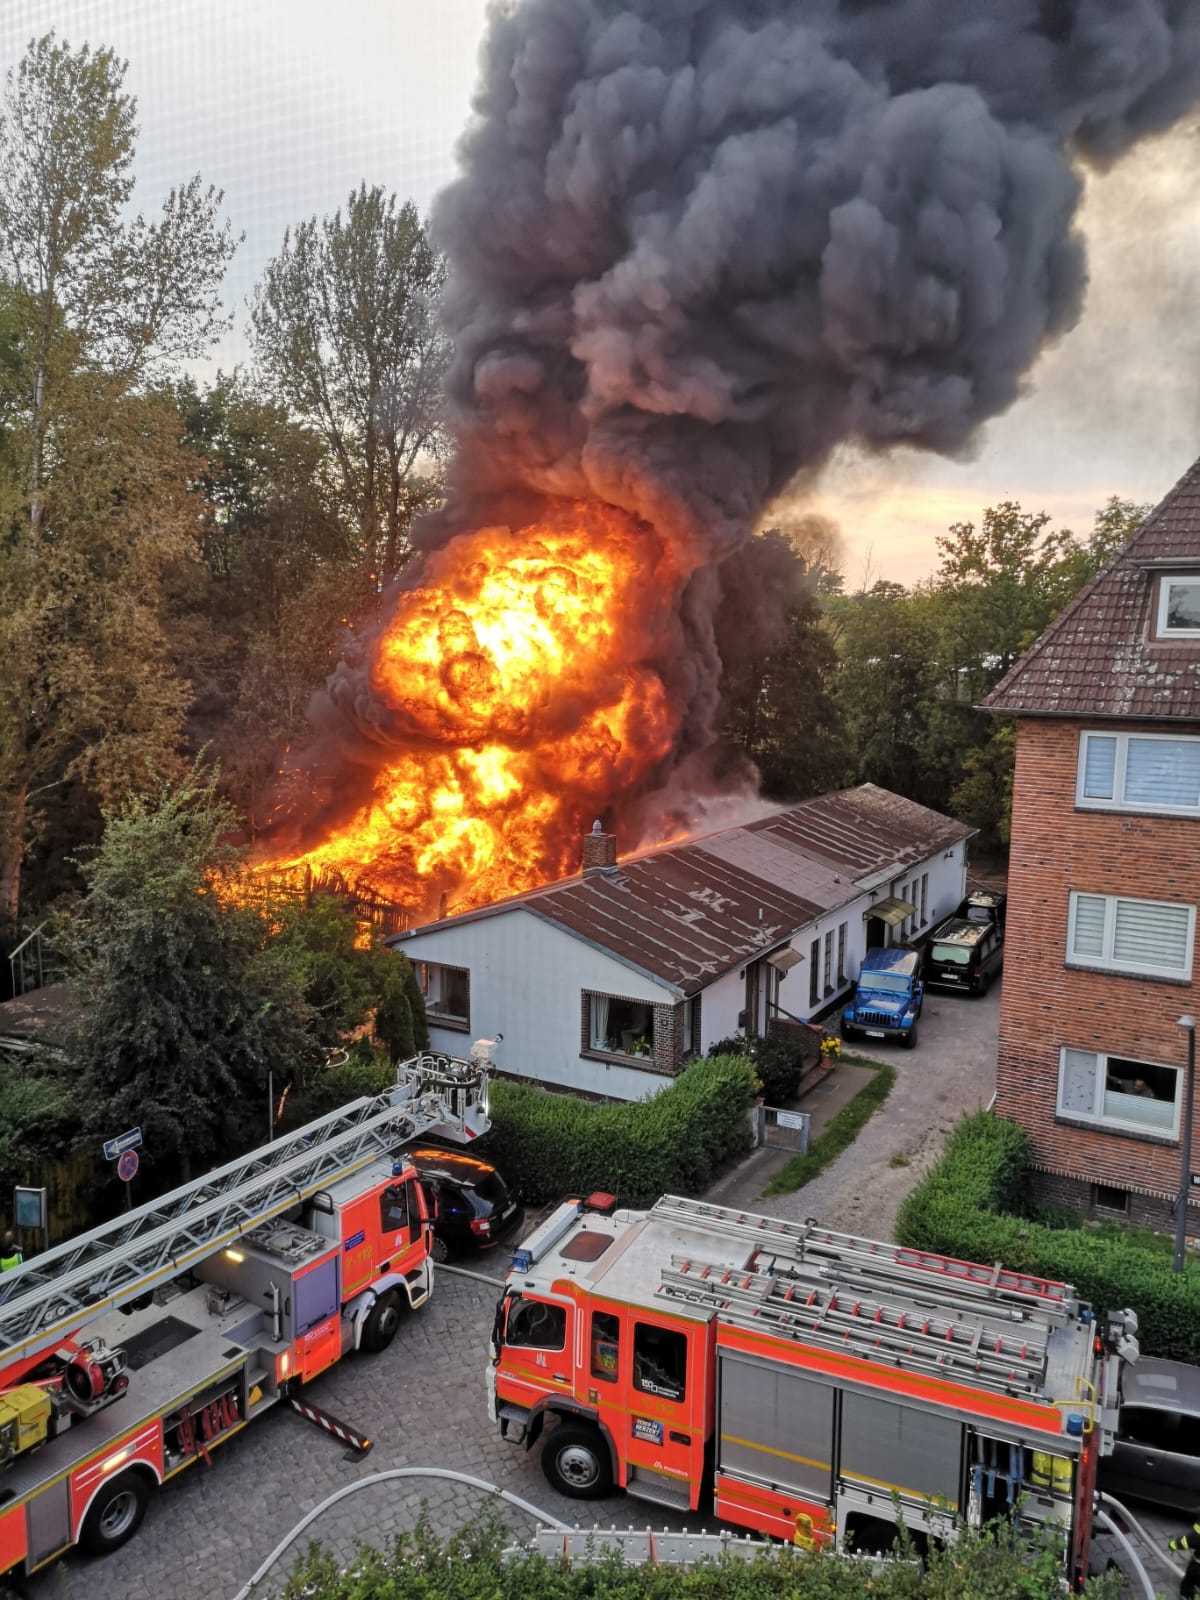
[841,946,923,1049]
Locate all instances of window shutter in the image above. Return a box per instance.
[1113,900,1191,974]
[1125,739,1200,810]
[1060,1050,1098,1116]
[1081,736,1116,800]
[1071,895,1106,960]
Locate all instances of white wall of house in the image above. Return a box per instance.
[698,965,744,1052]
[396,846,968,1096]
[398,908,679,1100]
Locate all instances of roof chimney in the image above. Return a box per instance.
[582,819,618,876]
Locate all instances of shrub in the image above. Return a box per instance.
[897,1112,1200,1361]
[280,1507,1120,1600]
[282,1039,396,1129]
[707,1031,807,1102]
[476,1054,755,1208]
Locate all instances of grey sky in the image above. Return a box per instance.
[3,0,1198,585]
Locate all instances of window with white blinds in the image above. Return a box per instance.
[1057,1047,1180,1137]
[1077,731,1200,815]
[1067,892,1194,979]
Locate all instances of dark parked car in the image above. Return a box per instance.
[408,1147,524,1264]
[924,916,1004,996]
[955,888,1007,935]
[1098,1356,1200,1514]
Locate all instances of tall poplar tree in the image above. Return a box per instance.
[249,185,449,591]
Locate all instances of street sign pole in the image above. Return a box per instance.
[116,1147,139,1211]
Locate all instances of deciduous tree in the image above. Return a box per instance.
[61,772,319,1181]
[0,34,236,928]
[249,186,449,591]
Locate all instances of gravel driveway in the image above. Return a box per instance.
[734,981,1000,1239]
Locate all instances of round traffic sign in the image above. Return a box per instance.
[117,1149,139,1182]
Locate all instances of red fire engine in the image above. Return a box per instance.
[0,1049,491,1579]
[488,1194,1136,1589]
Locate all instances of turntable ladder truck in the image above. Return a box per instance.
[0,1049,491,1578]
[488,1193,1136,1592]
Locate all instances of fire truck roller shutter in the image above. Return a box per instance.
[839,1391,963,1507]
[717,1352,834,1501]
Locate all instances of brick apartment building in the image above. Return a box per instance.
[985,458,1200,1232]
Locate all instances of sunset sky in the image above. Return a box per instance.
[4,0,1198,587]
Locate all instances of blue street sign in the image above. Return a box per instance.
[117,1149,139,1183]
[103,1127,143,1161]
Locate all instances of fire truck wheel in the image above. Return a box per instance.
[361,1290,402,1353]
[81,1470,151,1555]
[541,1422,613,1499]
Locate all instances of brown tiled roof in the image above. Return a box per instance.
[391,785,971,995]
[984,455,1200,719]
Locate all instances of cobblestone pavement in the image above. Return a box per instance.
[25,1269,694,1600]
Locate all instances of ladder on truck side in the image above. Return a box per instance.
[0,1051,490,1374]
[649,1195,1079,1314]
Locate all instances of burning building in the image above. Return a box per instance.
[261,1,1200,920]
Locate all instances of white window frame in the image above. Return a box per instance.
[1065,891,1195,981]
[1056,1046,1181,1139]
[1076,729,1200,818]
[1156,574,1200,639]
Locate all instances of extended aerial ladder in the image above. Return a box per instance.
[0,1050,490,1382]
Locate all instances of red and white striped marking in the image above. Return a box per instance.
[287,1396,373,1457]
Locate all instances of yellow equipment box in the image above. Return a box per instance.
[0,1384,51,1464]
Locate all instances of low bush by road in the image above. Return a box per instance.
[896,1112,1200,1360]
[477,1054,755,1208]
[281,1509,1120,1599]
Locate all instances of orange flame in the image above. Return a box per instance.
[260,501,681,914]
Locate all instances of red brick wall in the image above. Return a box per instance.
[998,717,1200,1211]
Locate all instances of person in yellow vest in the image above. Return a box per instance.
[0,1231,22,1272]
[1169,1524,1200,1599]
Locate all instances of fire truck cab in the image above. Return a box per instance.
[0,1050,491,1580]
[488,1195,1134,1589]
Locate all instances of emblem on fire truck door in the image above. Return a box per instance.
[632,1416,664,1444]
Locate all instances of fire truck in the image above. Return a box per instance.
[488,1194,1138,1589]
[0,1048,491,1580]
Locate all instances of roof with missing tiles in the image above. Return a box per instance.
[391,783,971,995]
[984,456,1200,720]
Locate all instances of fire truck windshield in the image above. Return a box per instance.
[506,1298,566,1351]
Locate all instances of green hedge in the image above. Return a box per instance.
[476,1054,755,1209]
[896,1112,1200,1361]
[281,1510,1120,1599]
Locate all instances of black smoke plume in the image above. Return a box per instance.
[431,0,1198,568]
[285,0,1200,885]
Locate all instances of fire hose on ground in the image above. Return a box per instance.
[1095,1490,1186,1584]
[231,1466,572,1599]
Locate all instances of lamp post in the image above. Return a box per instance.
[1175,1015,1197,1273]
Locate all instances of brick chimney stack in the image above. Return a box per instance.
[582,819,617,875]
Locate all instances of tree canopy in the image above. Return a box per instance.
[0,33,236,929]
[61,772,319,1180]
[249,184,449,592]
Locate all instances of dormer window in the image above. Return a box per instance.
[1155,574,1200,638]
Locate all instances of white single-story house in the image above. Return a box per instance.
[388,784,973,1100]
